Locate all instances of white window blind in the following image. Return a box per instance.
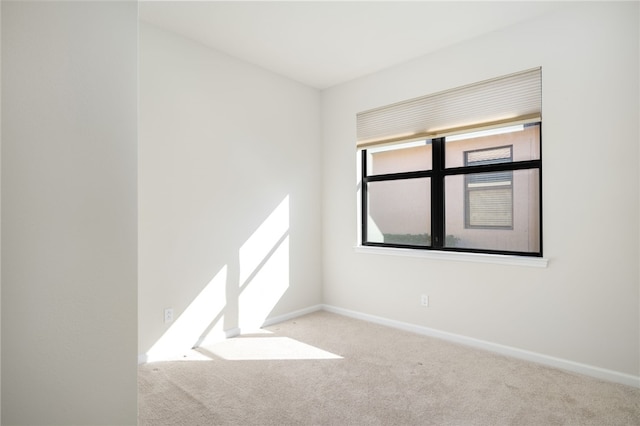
[468,188,513,227]
[357,68,541,148]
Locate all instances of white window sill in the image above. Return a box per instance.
[354,245,548,268]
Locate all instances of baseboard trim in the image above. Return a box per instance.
[261,304,324,328]
[322,304,640,389]
[224,327,241,339]
[138,305,324,364]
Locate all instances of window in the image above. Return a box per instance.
[357,68,542,257]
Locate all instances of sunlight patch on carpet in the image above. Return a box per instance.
[199,337,343,361]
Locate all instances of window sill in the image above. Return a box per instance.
[354,245,548,268]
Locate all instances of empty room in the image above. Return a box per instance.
[1,1,639,425]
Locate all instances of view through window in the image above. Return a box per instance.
[362,123,541,256]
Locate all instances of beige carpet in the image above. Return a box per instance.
[138,311,640,425]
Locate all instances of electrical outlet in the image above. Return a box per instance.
[164,308,174,323]
[420,294,429,307]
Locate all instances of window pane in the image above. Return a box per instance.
[366,178,431,246]
[444,169,540,252]
[367,140,432,175]
[445,123,540,168]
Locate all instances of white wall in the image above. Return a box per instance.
[2,2,138,424]
[138,23,322,359]
[322,2,639,379]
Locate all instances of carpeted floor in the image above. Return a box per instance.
[138,311,640,425]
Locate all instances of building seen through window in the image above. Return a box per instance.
[363,123,541,255]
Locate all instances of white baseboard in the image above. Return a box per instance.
[138,302,638,388]
[224,327,241,339]
[138,305,323,364]
[197,327,242,346]
[322,304,640,389]
[261,304,324,328]
[138,329,237,365]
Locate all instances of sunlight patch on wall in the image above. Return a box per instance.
[239,195,290,284]
[146,265,227,362]
[200,336,342,361]
[145,195,293,362]
[238,196,290,330]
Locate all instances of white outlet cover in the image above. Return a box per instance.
[164,308,174,323]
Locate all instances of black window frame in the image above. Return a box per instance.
[361,123,543,257]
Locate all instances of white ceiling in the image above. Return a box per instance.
[139,1,564,90]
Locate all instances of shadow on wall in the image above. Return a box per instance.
[145,195,291,362]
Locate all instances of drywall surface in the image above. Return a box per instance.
[139,23,322,359]
[2,2,138,424]
[322,2,640,378]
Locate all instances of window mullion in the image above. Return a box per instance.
[431,138,445,248]
[361,150,368,245]
[445,159,541,176]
